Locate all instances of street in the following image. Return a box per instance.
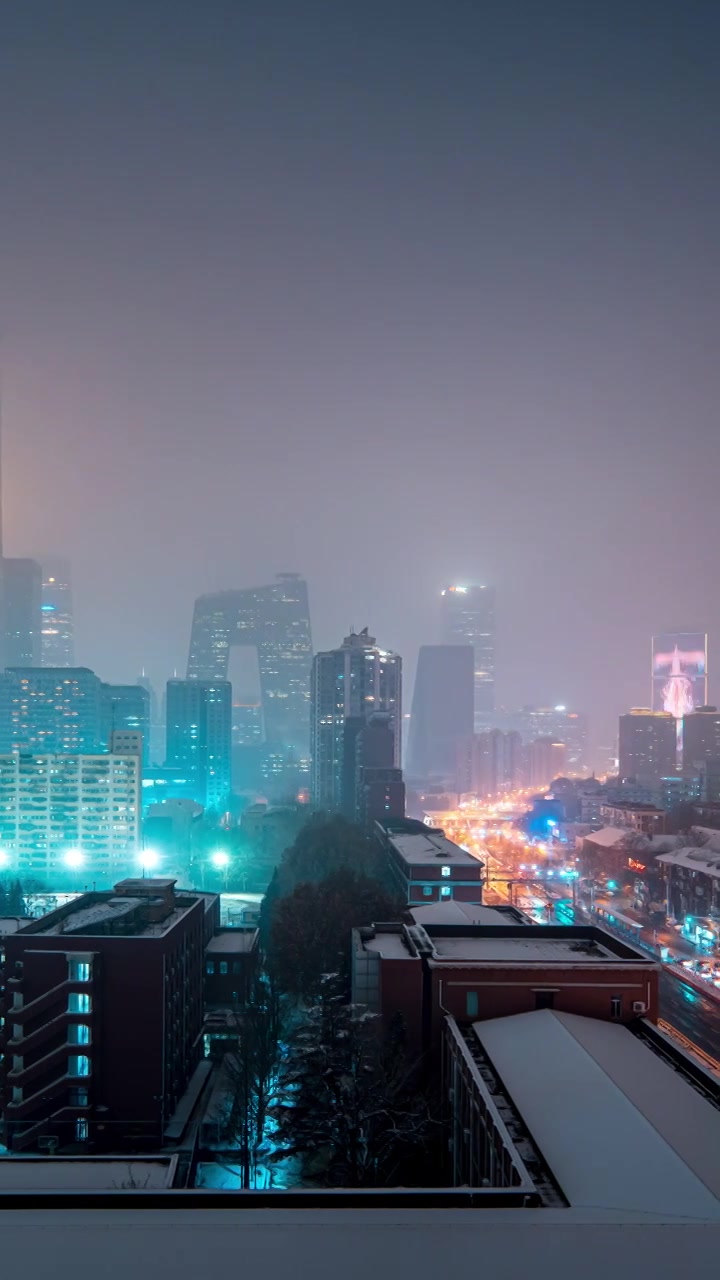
[659,969,720,1063]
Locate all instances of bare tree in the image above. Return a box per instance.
[222,974,282,1188]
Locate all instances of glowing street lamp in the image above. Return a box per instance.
[211,851,230,870]
[64,849,85,870]
[138,848,160,874]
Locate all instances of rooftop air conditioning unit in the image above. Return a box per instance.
[632,1001,647,1014]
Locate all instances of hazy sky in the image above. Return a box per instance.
[2,0,719,748]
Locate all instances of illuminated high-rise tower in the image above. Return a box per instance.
[441,583,496,728]
[311,629,402,811]
[40,558,75,666]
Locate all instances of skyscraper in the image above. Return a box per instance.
[40,558,75,666]
[165,678,232,811]
[0,667,105,754]
[1,558,42,667]
[682,706,720,770]
[618,709,677,785]
[311,629,402,811]
[406,645,474,784]
[187,573,312,763]
[441,584,495,727]
[103,683,151,765]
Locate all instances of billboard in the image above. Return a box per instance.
[652,633,708,717]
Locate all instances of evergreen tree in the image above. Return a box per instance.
[271,978,436,1187]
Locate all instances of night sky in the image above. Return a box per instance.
[2,0,720,750]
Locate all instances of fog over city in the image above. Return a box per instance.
[3,0,720,746]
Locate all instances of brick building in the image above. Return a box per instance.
[374,818,485,905]
[0,878,218,1153]
[204,928,259,1006]
[352,914,659,1055]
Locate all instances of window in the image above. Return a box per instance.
[441,865,451,878]
[610,996,622,1019]
[219,960,229,975]
[206,960,215,975]
[422,886,432,897]
[68,958,91,982]
[68,993,91,1014]
[68,1055,90,1077]
[75,1118,89,1142]
[440,886,452,898]
[466,991,479,1017]
[69,1088,88,1106]
[231,960,241,975]
[534,991,555,1010]
[68,1024,90,1045]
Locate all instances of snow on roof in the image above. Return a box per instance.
[655,847,720,880]
[431,936,616,963]
[583,827,629,847]
[472,1010,720,1220]
[409,901,513,926]
[388,830,483,867]
[0,1157,176,1190]
[206,929,258,953]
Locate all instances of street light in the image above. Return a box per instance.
[211,849,231,890]
[138,849,160,874]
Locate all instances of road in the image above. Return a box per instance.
[659,970,720,1063]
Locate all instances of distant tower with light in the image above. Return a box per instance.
[40,558,75,666]
[441,583,496,728]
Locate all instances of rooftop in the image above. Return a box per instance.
[356,922,651,966]
[656,846,720,881]
[430,935,616,963]
[0,1157,176,1190]
[206,928,258,954]
[471,1010,720,1220]
[16,881,202,939]
[409,901,531,927]
[382,825,484,868]
[583,826,629,847]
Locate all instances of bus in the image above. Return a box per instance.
[593,904,644,944]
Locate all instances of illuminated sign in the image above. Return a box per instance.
[628,858,647,873]
[652,632,708,718]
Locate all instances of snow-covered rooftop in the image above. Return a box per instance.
[430,935,616,962]
[388,830,483,867]
[583,827,629,847]
[472,1010,720,1220]
[655,846,720,880]
[0,1157,176,1189]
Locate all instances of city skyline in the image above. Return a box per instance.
[2,2,719,749]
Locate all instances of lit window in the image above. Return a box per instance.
[440,886,452,898]
[68,1055,90,1077]
[75,1118,89,1142]
[69,1088,88,1106]
[466,991,479,1017]
[68,1024,90,1045]
[441,865,451,877]
[219,961,229,975]
[69,958,91,982]
[422,886,432,897]
[68,993,91,1014]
